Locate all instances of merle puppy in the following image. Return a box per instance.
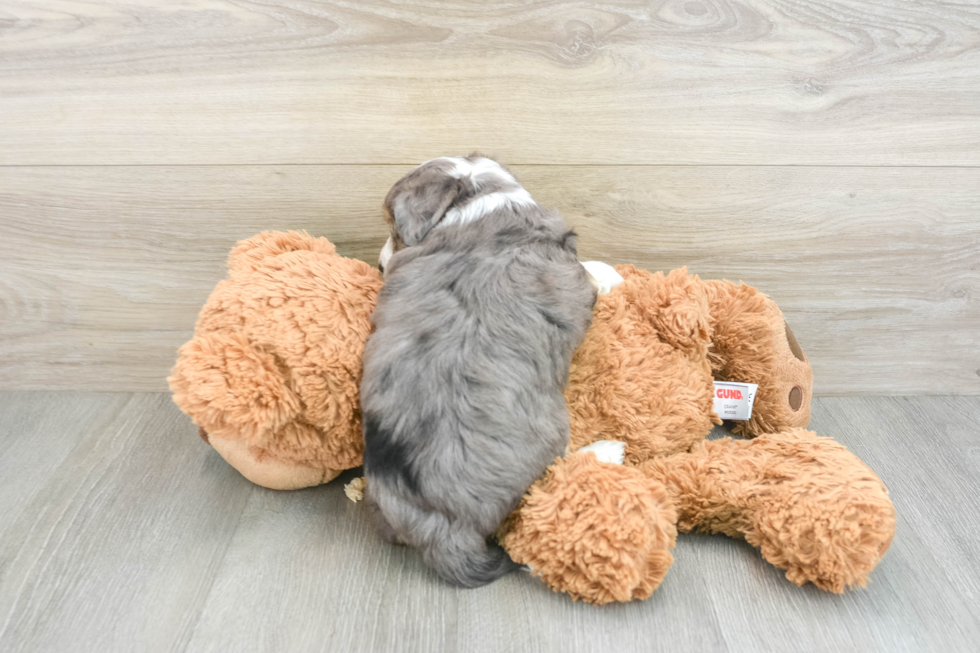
[361,155,596,588]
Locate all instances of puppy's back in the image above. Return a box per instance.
[362,211,594,587]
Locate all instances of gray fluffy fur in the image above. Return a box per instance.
[360,156,595,588]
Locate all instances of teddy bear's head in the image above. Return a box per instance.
[169,231,383,487]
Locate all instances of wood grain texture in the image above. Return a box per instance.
[1,393,978,652]
[0,392,129,540]
[1,1,979,165]
[0,393,255,653]
[691,398,980,652]
[1,164,977,394]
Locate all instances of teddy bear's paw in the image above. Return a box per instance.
[576,440,626,465]
[501,453,677,605]
[582,261,624,295]
[746,431,895,591]
[754,490,896,593]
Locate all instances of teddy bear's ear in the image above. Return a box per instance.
[227,230,336,273]
[613,266,714,357]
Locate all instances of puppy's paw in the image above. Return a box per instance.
[582,261,624,295]
[577,440,626,465]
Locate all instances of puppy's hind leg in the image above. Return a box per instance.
[420,517,520,588]
[365,488,405,545]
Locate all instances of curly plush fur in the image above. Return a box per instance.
[703,280,813,437]
[565,266,815,461]
[640,429,895,592]
[500,451,677,605]
[499,265,893,603]
[565,266,718,464]
[169,231,382,489]
[170,235,893,602]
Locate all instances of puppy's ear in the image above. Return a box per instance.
[387,175,465,247]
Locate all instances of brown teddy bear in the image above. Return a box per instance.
[169,232,895,603]
[499,268,893,604]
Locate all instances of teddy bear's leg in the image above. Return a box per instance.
[499,450,677,605]
[702,279,813,437]
[639,429,895,592]
[207,433,341,490]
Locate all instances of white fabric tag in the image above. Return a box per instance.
[581,261,624,295]
[713,381,758,421]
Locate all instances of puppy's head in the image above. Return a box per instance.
[379,155,526,271]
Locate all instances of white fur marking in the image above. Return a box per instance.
[379,236,394,272]
[469,158,517,185]
[442,188,535,227]
[428,156,470,178]
[582,261,624,295]
[425,156,517,186]
[577,440,626,465]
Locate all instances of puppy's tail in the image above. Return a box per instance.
[422,521,520,588]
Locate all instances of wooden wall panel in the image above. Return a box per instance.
[0,0,979,165]
[1,165,977,394]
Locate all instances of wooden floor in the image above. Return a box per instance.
[0,393,977,653]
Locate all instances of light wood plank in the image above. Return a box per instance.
[178,396,980,653]
[694,397,980,652]
[0,392,130,539]
[813,396,980,607]
[182,468,465,653]
[1,393,979,652]
[1,1,979,165]
[0,393,254,653]
[1,164,977,394]
[183,482,732,653]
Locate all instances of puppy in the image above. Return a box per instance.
[361,155,596,587]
